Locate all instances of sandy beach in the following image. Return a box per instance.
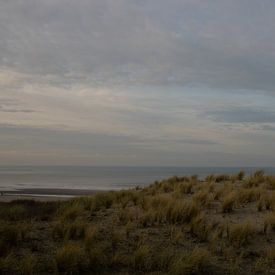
[0,188,101,202]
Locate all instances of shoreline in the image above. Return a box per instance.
[0,188,104,202]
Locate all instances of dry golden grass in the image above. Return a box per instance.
[87,246,107,271]
[257,193,275,211]
[237,187,263,204]
[177,181,195,195]
[228,220,256,247]
[170,247,212,275]
[1,172,275,274]
[266,176,275,190]
[221,192,237,213]
[163,200,200,224]
[55,242,88,273]
[169,226,185,244]
[190,213,211,242]
[193,189,213,207]
[19,254,36,275]
[153,248,175,271]
[215,174,231,183]
[52,219,87,240]
[84,225,100,249]
[132,245,151,271]
[243,170,266,188]
[110,227,125,248]
[264,213,275,234]
[58,202,85,221]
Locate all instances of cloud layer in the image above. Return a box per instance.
[0,0,275,165]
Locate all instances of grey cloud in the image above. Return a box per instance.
[1,1,275,166]
[1,0,275,91]
[205,107,275,123]
[1,109,35,113]
[146,138,218,146]
[0,123,274,166]
[260,125,275,131]
[178,139,218,146]
[0,107,36,113]
[0,124,144,153]
[0,124,217,149]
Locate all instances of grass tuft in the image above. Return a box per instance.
[221,192,236,213]
[19,254,36,275]
[133,245,151,271]
[53,219,87,240]
[170,247,212,275]
[55,242,88,273]
[228,220,255,247]
[264,213,275,234]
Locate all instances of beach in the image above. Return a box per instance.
[0,188,101,202]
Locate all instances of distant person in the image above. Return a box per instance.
[0,191,3,196]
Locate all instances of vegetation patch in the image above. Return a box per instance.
[0,171,275,274]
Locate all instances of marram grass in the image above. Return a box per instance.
[0,170,275,274]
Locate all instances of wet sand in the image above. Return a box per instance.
[0,188,103,202]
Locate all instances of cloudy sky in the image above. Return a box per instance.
[1,0,275,166]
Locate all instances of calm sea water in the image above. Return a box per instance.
[0,166,275,191]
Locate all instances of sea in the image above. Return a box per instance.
[0,166,275,192]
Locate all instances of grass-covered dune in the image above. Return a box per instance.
[1,171,275,274]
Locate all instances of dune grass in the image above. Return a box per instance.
[170,247,212,275]
[1,171,275,274]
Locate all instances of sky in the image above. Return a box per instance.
[0,0,275,166]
